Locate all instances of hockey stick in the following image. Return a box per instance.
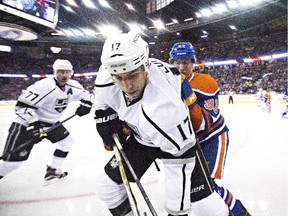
[0,114,77,160]
[113,142,141,216]
[113,134,158,216]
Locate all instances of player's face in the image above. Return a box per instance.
[112,66,147,100]
[172,59,193,77]
[56,70,71,86]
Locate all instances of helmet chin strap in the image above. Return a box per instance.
[144,71,149,86]
[144,61,150,75]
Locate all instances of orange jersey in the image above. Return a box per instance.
[186,72,228,142]
[264,92,271,103]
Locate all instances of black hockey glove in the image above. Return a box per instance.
[76,100,93,117]
[95,108,127,150]
[26,122,47,144]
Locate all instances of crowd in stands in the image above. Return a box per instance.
[0,56,100,75]
[196,21,288,94]
[0,16,287,101]
[0,56,99,100]
[206,58,287,94]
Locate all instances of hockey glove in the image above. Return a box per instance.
[27,122,47,144]
[95,108,127,150]
[75,100,93,117]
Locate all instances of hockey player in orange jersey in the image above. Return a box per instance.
[170,42,251,216]
[264,88,271,113]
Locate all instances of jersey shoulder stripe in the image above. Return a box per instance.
[95,82,114,88]
[66,80,85,91]
[33,87,56,105]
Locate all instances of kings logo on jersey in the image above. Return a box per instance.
[54,98,68,113]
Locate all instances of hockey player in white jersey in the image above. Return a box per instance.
[0,59,92,182]
[94,32,231,216]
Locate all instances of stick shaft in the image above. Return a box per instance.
[114,144,140,216]
[60,114,77,125]
[113,134,158,216]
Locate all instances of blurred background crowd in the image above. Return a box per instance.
[0,16,287,101]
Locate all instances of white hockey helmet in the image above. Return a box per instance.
[100,31,149,75]
[53,59,73,75]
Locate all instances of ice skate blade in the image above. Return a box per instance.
[43,175,68,186]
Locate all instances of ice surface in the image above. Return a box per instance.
[0,102,287,216]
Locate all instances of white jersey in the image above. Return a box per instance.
[94,58,196,157]
[14,77,90,125]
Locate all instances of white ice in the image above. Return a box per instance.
[0,100,287,216]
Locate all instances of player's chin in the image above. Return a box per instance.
[59,80,68,86]
[180,70,188,75]
[127,91,140,100]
